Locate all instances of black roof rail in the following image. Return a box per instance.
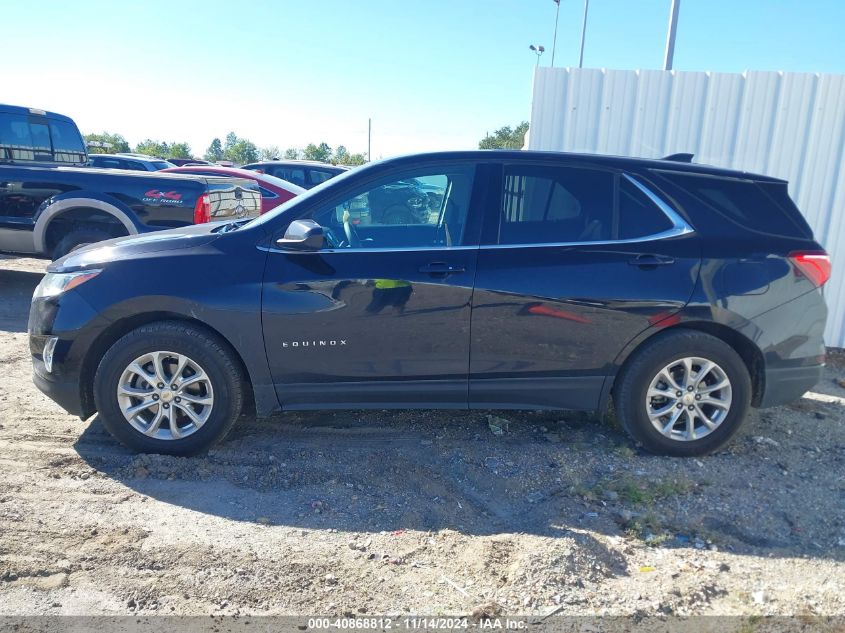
[662,152,694,163]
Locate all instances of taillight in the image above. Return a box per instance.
[789,250,831,287]
[193,194,211,224]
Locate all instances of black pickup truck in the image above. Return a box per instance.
[0,104,261,259]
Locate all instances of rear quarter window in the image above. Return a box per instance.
[657,172,812,239]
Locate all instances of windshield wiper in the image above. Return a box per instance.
[216,219,252,233]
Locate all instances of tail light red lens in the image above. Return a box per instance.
[789,251,831,287]
[193,194,211,224]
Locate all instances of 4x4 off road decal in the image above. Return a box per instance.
[142,189,184,204]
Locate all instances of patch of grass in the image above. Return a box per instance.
[612,444,636,458]
[612,476,694,504]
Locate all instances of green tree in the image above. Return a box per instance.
[167,142,192,159]
[478,121,529,149]
[302,142,332,162]
[134,139,169,158]
[225,139,258,165]
[224,132,238,153]
[333,145,350,165]
[331,145,366,166]
[259,145,280,161]
[344,153,367,166]
[205,138,223,162]
[84,132,130,154]
[283,147,299,159]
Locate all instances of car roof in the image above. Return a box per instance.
[244,160,349,170]
[161,165,306,193]
[163,165,262,178]
[90,153,164,163]
[364,150,786,183]
[0,104,76,124]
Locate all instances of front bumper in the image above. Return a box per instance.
[758,363,824,408]
[32,359,86,417]
[29,290,104,418]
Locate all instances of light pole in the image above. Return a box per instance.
[578,0,590,68]
[663,0,681,71]
[551,0,561,67]
[529,44,545,68]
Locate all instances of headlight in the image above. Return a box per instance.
[33,269,102,300]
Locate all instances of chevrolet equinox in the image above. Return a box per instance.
[29,151,830,456]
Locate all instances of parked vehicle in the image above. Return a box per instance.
[162,165,305,214]
[241,160,347,189]
[29,150,829,457]
[167,158,212,167]
[0,104,262,259]
[88,153,175,171]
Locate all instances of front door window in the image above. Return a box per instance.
[303,165,474,250]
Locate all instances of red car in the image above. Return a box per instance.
[161,165,305,214]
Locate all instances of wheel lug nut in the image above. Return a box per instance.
[152,394,159,401]
[695,394,701,400]
[157,383,164,389]
[688,405,694,410]
[676,391,682,397]
[175,397,181,403]
[676,403,682,409]
[687,386,694,391]
[163,403,169,409]
[171,384,177,390]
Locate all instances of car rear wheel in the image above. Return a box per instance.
[613,330,751,456]
[94,321,244,455]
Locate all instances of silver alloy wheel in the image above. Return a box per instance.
[645,356,732,442]
[117,351,214,441]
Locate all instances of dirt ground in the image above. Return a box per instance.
[1,255,844,619]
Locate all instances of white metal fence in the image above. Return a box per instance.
[528,67,845,347]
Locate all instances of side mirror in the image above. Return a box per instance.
[276,219,325,251]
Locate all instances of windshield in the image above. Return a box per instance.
[244,164,361,229]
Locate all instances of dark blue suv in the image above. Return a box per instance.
[28,151,830,456]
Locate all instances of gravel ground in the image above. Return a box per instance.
[0,255,844,618]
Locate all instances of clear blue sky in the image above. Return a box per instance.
[1,0,843,158]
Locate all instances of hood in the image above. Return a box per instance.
[50,223,223,272]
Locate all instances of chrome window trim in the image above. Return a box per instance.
[483,173,694,250]
[264,173,694,254]
[622,173,694,237]
[263,244,480,254]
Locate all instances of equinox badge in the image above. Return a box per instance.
[282,340,347,348]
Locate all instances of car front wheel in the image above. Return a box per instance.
[613,330,752,456]
[93,321,244,455]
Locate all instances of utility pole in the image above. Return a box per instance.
[551,0,561,67]
[578,0,590,68]
[663,0,681,70]
[367,118,371,162]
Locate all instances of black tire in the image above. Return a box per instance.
[613,330,752,457]
[93,321,244,455]
[52,228,115,260]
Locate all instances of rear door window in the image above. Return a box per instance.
[498,165,614,244]
[308,169,335,186]
[617,176,674,239]
[271,166,307,188]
